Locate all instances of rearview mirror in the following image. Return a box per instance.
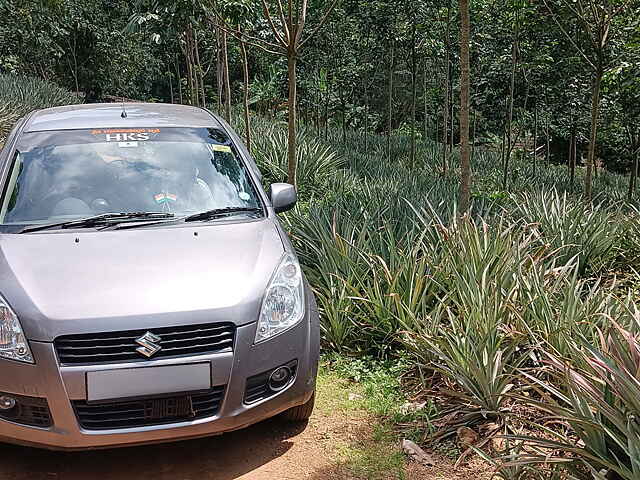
[269,183,297,213]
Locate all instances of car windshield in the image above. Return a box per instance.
[0,127,262,227]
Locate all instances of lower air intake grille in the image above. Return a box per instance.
[244,360,297,404]
[72,386,225,430]
[55,322,236,365]
[0,394,52,428]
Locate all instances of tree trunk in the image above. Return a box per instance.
[222,31,231,123]
[502,30,517,190]
[184,35,195,106]
[216,27,223,114]
[546,115,550,165]
[442,0,451,174]
[500,123,506,169]
[442,57,449,173]
[169,71,174,104]
[184,27,198,107]
[387,41,394,162]
[628,135,639,201]
[410,21,417,168]
[423,63,428,146]
[585,66,602,202]
[628,156,637,201]
[194,30,206,108]
[633,134,640,193]
[458,0,471,214]
[364,82,369,155]
[471,108,476,163]
[240,37,251,150]
[341,88,346,145]
[450,82,454,154]
[71,34,79,94]
[631,153,640,195]
[287,49,298,188]
[324,88,329,141]
[569,121,576,186]
[533,102,538,176]
[176,55,183,105]
[435,113,440,164]
[315,69,321,136]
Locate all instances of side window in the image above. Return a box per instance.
[0,117,25,156]
[0,152,24,222]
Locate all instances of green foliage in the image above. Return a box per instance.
[504,313,640,479]
[251,125,346,201]
[315,366,410,480]
[1,0,164,101]
[243,115,640,476]
[512,190,619,274]
[0,73,82,141]
[326,354,437,432]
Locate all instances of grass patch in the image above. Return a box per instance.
[316,354,441,478]
[334,428,407,480]
[326,354,437,427]
[316,356,436,479]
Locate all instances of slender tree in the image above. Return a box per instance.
[221,30,231,121]
[543,0,632,201]
[410,22,417,167]
[387,39,394,162]
[239,29,251,149]
[442,0,451,174]
[459,0,471,213]
[502,3,519,190]
[216,0,338,188]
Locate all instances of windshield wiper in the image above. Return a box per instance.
[19,212,175,233]
[183,207,263,222]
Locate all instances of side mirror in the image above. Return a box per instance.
[270,183,297,213]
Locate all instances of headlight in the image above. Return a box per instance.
[0,295,33,363]
[255,253,305,343]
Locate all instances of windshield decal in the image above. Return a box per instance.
[90,128,161,135]
[91,128,161,143]
[154,193,178,204]
[212,144,232,153]
[18,127,232,150]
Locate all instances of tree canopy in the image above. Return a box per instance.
[1,0,639,192]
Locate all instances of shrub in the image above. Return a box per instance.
[512,190,618,274]
[251,126,346,201]
[509,308,640,479]
[0,73,82,142]
[231,115,640,475]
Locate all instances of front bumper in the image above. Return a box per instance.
[0,307,319,450]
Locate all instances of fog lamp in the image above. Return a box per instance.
[269,366,292,391]
[0,395,16,411]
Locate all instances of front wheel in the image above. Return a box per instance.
[282,392,315,422]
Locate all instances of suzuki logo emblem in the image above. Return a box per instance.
[135,332,162,358]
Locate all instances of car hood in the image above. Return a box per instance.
[0,219,284,341]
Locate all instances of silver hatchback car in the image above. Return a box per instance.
[0,103,319,450]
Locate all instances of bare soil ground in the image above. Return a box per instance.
[0,375,493,480]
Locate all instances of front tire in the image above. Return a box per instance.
[282,392,315,421]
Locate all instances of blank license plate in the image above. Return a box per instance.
[86,363,211,402]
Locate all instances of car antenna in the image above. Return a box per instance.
[121,96,127,118]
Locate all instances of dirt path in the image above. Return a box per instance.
[0,374,491,480]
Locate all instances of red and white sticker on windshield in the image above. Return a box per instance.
[91,128,160,143]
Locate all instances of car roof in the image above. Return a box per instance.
[23,103,222,133]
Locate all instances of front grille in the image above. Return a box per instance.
[0,394,52,428]
[54,322,235,365]
[72,386,225,430]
